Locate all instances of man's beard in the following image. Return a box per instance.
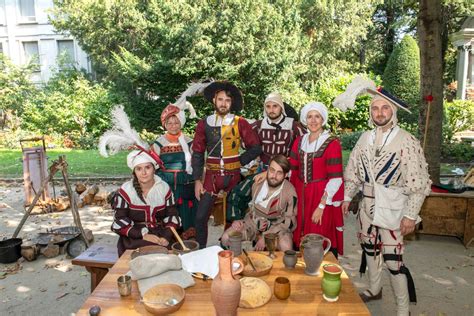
[267,177,284,188]
[215,106,231,116]
[267,112,282,121]
[373,116,391,127]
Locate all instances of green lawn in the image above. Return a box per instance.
[0,149,130,178]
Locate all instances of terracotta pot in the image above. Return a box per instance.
[211,250,244,316]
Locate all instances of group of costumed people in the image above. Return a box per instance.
[99,76,431,316]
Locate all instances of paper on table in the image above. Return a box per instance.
[179,245,223,279]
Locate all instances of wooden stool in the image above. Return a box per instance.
[72,244,118,292]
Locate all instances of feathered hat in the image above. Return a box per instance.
[332,75,411,113]
[99,105,162,170]
[203,81,243,113]
[161,81,212,127]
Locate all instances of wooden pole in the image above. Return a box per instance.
[59,156,90,247]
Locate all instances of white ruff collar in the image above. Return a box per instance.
[206,113,235,127]
[260,116,294,130]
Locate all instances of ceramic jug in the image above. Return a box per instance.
[300,234,331,276]
[211,250,244,316]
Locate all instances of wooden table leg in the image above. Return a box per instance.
[85,266,110,292]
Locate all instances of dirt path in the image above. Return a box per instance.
[0,184,473,316]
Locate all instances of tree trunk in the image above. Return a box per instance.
[418,0,443,184]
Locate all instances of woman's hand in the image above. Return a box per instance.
[254,171,267,184]
[311,207,324,225]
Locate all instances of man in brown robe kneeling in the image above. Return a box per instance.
[221,154,297,251]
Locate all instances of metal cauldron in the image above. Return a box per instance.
[0,238,23,263]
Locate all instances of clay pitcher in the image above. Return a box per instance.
[301,234,331,276]
[211,250,244,316]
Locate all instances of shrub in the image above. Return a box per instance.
[443,99,474,143]
[382,35,420,130]
[441,141,474,163]
[340,131,364,151]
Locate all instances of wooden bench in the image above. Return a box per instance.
[418,191,474,247]
[72,244,118,292]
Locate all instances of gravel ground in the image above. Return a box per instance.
[0,182,473,316]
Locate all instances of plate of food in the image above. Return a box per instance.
[241,252,273,277]
[239,277,272,308]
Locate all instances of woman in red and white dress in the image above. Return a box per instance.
[289,102,344,257]
[111,150,181,256]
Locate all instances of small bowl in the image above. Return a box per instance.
[142,284,185,315]
[241,252,273,277]
[171,240,199,255]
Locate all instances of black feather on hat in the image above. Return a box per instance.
[283,102,299,121]
[203,81,243,113]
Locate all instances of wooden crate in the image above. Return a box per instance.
[418,191,474,247]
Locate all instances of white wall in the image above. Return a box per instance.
[0,0,91,83]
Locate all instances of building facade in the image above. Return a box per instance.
[0,0,91,83]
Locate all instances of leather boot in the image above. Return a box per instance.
[390,273,410,316]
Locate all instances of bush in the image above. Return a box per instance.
[382,35,420,130]
[340,131,364,151]
[443,99,474,143]
[441,141,474,163]
[20,67,116,149]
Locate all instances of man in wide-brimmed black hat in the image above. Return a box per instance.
[191,81,261,248]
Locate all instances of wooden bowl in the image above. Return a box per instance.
[142,284,185,315]
[131,245,168,260]
[171,240,199,255]
[241,252,273,277]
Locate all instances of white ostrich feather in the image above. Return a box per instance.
[98,105,148,157]
[333,75,377,112]
[174,81,213,118]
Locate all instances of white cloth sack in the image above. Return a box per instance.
[137,270,195,297]
[372,184,407,230]
[129,253,182,280]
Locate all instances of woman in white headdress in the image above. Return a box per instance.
[99,105,181,256]
[289,102,344,257]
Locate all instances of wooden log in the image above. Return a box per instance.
[93,187,109,205]
[75,183,87,195]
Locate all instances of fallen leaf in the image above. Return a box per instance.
[39,288,47,292]
[80,272,88,277]
[56,292,69,300]
[446,266,455,271]
[58,281,68,287]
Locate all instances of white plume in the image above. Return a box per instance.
[174,81,213,118]
[98,105,148,157]
[333,75,377,112]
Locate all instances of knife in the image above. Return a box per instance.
[242,249,257,271]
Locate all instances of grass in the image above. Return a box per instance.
[0,148,130,178]
[0,148,463,178]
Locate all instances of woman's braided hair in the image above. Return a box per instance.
[132,172,146,203]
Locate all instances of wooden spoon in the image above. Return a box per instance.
[169,226,190,251]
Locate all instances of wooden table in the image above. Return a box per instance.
[418,191,474,247]
[76,250,370,315]
[72,244,118,292]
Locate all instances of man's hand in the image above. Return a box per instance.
[231,220,244,231]
[254,236,265,251]
[400,217,416,236]
[143,233,162,244]
[342,201,351,216]
[311,207,324,225]
[254,171,267,184]
[194,180,205,201]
